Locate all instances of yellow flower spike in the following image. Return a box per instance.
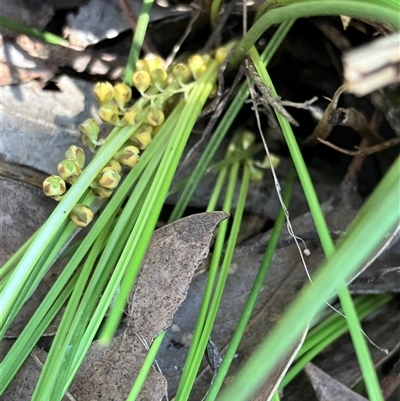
[150,68,168,91]
[57,158,82,184]
[65,145,85,169]
[171,63,191,85]
[188,54,207,80]
[70,204,94,228]
[113,82,132,109]
[146,106,165,126]
[93,82,114,105]
[135,59,149,73]
[132,125,152,149]
[122,105,143,126]
[144,54,165,73]
[43,175,67,198]
[79,119,100,142]
[114,145,140,167]
[98,103,120,125]
[96,167,121,189]
[216,47,230,65]
[106,159,122,174]
[132,71,151,93]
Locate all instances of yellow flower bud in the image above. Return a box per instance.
[43,175,66,198]
[202,54,212,66]
[70,204,94,227]
[241,131,256,150]
[81,135,97,153]
[135,59,149,73]
[152,125,161,137]
[132,71,151,93]
[113,82,132,109]
[79,119,100,142]
[146,106,165,126]
[93,82,114,105]
[114,146,140,167]
[57,158,82,184]
[248,163,264,182]
[215,46,229,65]
[144,54,165,73]
[65,145,85,169]
[132,125,152,149]
[150,68,168,91]
[188,54,207,80]
[91,184,114,199]
[255,154,281,170]
[106,159,122,173]
[96,167,121,189]
[122,105,143,126]
[98,103,120,125]
[171,63,191,84]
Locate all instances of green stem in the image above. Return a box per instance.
[124,0,154,85]
[126,331,166,400]
[228,0,400,69]
[0,15,70,46]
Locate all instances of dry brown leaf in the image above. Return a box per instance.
[69,212,228,399]
[70,329,167,401]
[129,211,229,343]
[305,363,368,401]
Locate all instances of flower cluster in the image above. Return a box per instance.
[43,48,231,227]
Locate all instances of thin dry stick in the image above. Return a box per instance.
[204,0,237,52]
[246,61,299,126]
[178,65,244,171]
[165,5,201,67]
[317,136,400,156]
[281,96,319,110]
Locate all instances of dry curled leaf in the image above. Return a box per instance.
[305,84,347,145]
